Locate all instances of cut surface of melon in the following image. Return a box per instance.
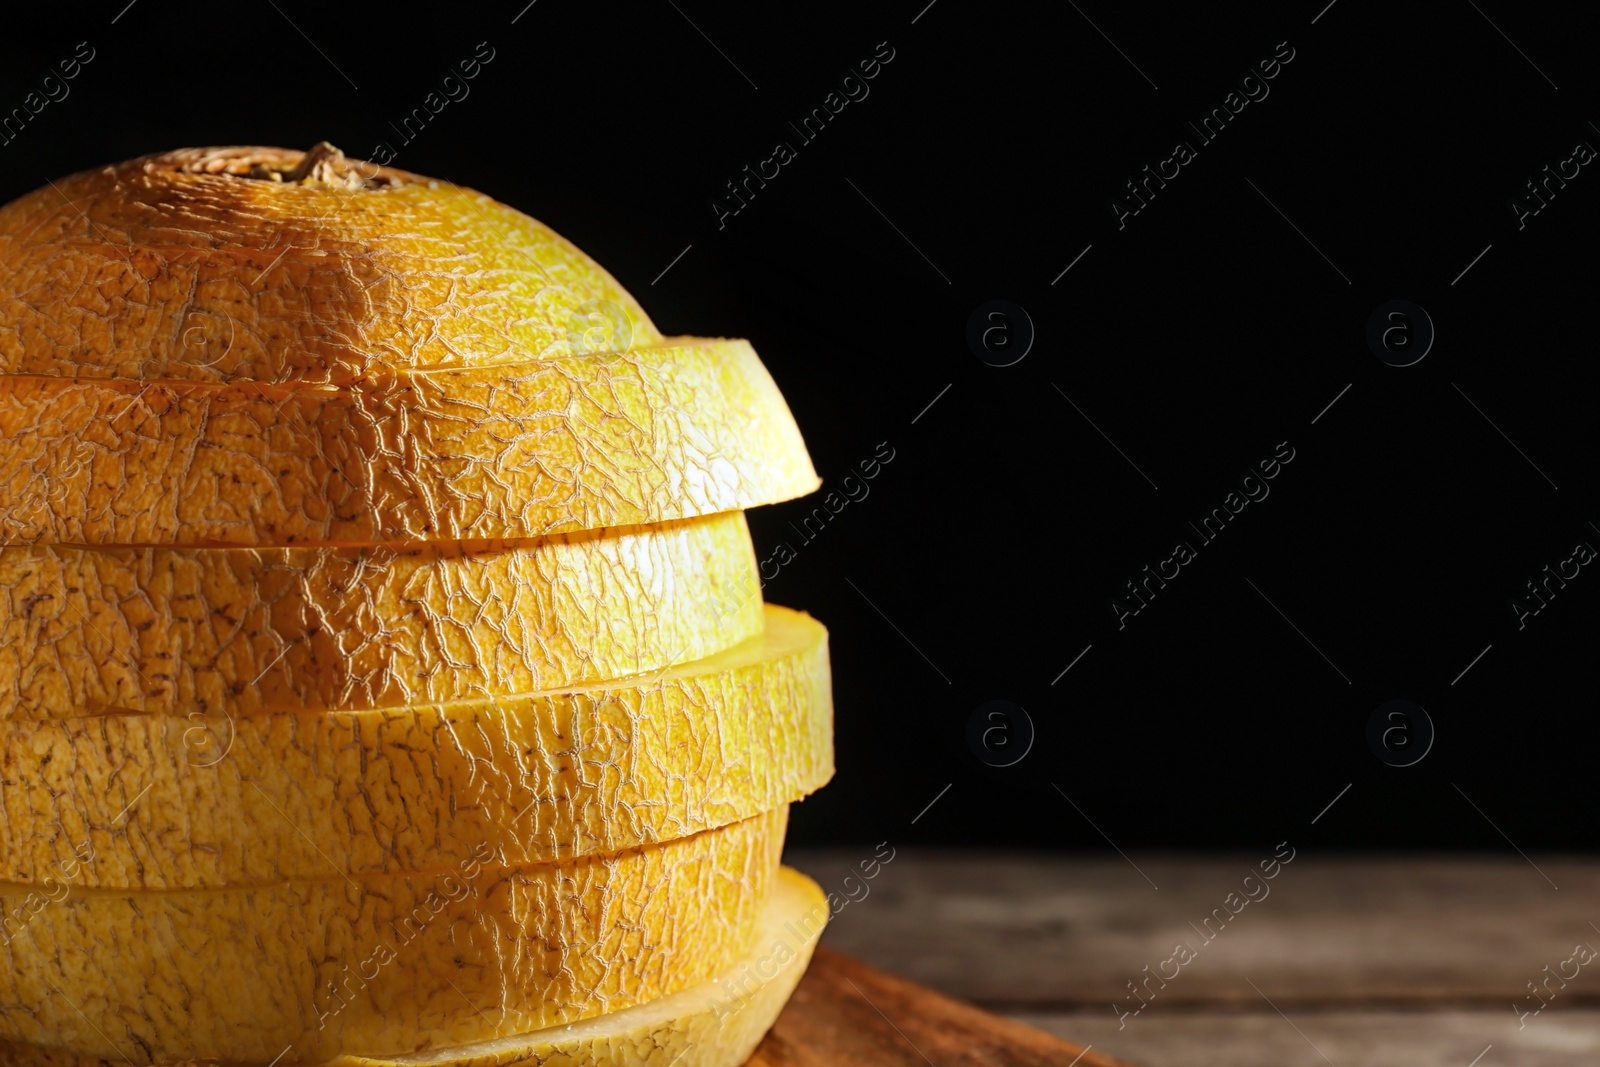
[0,605,830,889]
[0,808,786,1064]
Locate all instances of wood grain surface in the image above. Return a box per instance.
[1018,1009,1600,1067]
[748,945,1131,1067]
[783,851,1600,1066]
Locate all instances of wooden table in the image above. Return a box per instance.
[783,851,1600,1066]
[747,946,1130,1067]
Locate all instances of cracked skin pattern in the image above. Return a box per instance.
[0,807,786,1065]
[0,339,820,546]
[0,605,831,889]
[0,146,665,384]
[0,868,825,1067]
[0,511,761,720]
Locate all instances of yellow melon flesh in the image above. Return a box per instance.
[0,512,761,720]
[0,340,818,546]
[0,867,826,1067]
[0,605,830,889]
[0,808,786,1064]
[0,146,663,384]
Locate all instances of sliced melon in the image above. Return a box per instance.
[334,866,828,1067]
[0,808,787,1065]
[0,867,827,1067]
[0,512,761,720]
[0,146,666,383]
[0,339,818,546]
[0,606,831,889]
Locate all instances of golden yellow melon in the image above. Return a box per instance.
[0,339,817,546]
[0,512,761,720]
[330,865,827,1067]
[0,145,661,384]
[0,605,830,889]
[0,867,827,1067]
[0,145,834,1067]
[0,808,786,1065]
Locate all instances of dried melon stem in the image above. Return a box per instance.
[166,142,393,189]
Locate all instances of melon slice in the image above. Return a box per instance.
[334,866,828,1067]
[0,511,761,720]
[0,340,818,546]
[0,145,665,383]
[0,606,831,889]
[0,808,786,1065]
[0,867,827,1067]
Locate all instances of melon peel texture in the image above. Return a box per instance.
[0,339,820,546]
[0,145,662,383]
[0,512,762,720]
[0,867,827,1067]
[0,606,832,889]
[0,808,787,1064]
[0,145,832,1067]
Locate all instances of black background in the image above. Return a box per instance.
[3,1,1597,855]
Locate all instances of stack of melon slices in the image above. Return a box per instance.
[0,146,833,1067]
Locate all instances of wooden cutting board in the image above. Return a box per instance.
[747,946,1136,1066]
